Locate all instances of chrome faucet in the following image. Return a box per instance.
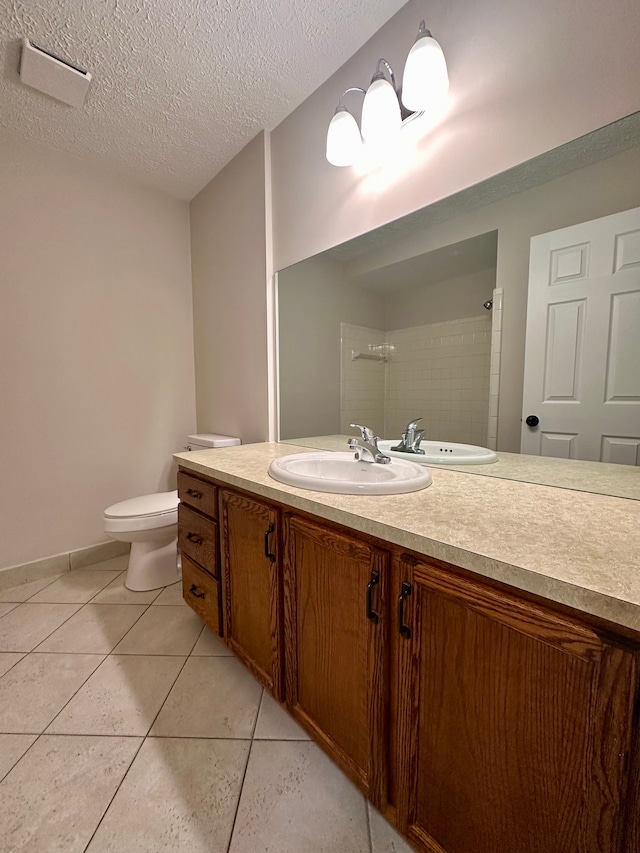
[391,418,426,454]
[348,424,391,464]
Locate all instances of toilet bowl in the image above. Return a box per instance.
[104,433,240,591]
[104,491,180,591]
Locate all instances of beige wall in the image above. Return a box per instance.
[271,0,640,271]
[0,129,195,570]
[278,253,385,439]
[383,267,497,330]
[190,132,269,444]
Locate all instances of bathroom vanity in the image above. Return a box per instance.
[175,442,640,853]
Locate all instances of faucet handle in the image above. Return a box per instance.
[412,429,425,450]
[404,417,423,432]
[350,423,377,443]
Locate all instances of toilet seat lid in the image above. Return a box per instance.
[104,490,179,519]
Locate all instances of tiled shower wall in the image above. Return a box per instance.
[341,316,492,445]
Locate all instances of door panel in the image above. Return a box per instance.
[396,557,639,853]
[522,207,640,462]
[284,515,388,807]
[219,489,283,698]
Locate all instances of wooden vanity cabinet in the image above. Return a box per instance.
[394,554,640,853]
[179,468,640,853]
[219,488,284,699]
[283,515,389,807]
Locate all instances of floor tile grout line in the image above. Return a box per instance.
[29,597,152,656]
[0,652,27,679]
[80,597,154,656]
[0,570,67,605]
[366,800,374,853]
[0,556,127,605]
[1,601,90,657]
[79,616,196,851]
[75,641,198,847]
[81,735,147,853]
[87,572,165,607]
[0,731,260,739]
[109,602,201,657]
[25,568,125,606]
[0,731,43,785]
[36,653,110,736]
[140,636,196,736]
[0,730,313,740]
[224,687,263,853]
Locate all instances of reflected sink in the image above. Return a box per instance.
[378,440,497,465]
[269,451,432,495]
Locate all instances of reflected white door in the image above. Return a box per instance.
[521,207,640,464]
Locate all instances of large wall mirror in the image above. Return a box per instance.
[276,112,640,500]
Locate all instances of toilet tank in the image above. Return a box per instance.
[184,433,241,451]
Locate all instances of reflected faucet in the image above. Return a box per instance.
[391,418,426,454]
[348,424,391,464]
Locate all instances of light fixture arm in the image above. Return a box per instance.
[335,87,366,112]
[414,20,433,42]
[373,58,397,92]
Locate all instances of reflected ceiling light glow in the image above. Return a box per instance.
[325,21,449,168]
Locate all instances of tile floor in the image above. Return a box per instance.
[0,554,412,853]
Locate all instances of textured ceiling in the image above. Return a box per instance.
[0,0,407,199]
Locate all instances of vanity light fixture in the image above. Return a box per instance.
[325,20,449,167]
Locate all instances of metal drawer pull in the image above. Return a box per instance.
[186,532,204,545]
[366,570,380,624]
[264,522,276,563]
[398,581,412,639]
[185,488,203,499]
[189,584,205,599]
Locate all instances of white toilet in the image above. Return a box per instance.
[104,433,240,591]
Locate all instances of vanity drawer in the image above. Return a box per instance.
[177,470,217,518]
[182,555,222,636]
[178,503,218,577]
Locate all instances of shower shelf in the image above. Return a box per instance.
[351,350,388,363]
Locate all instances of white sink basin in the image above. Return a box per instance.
[378,439,498,465]
[269,451,432,495]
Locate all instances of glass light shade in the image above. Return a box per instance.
[401,34,449,112]
[326,107,362,167]
[361,77,401,143]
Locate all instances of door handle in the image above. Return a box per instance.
[525,415,539,427]
[264,522,276,563]
[366,570,380,624]
[186,532,204,545]
[185,488,203,499]
[398,581,412,639]
[189,584,205,599]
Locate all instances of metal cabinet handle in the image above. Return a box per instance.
[398,581,412,639]
[185,488,203,499]
[366,570,380,624]
[264,523,276,563]
[189,584,205,599]
[186,532,204,545]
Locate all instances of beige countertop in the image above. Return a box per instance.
[175,442,640,633]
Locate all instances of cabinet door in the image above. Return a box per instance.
[219,489,283,698]
[284,515,389,807]
[396,556,639,853]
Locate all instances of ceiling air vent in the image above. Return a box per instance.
[20,38,92,108]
